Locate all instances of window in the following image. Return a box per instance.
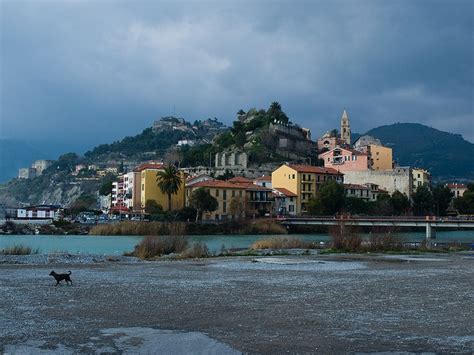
[290,197,294,202]
[223,190,227,200]
[141,184,144,191]
[292,174,295,179]
[232,190,235,197]
[289,205,294,212]
[239,190,243,197]
[327,157,330,162]
[215,189,219,197]
[223,201,227,213]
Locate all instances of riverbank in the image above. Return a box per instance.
[1,253,473,353]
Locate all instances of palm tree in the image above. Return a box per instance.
[156,165,182,211]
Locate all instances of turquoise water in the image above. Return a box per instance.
[1,231,473,255]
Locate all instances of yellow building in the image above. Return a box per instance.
[412,168,431,190]
[271,164,343,215]
[186,178,273,221]
[137,163,186,212]
[367,145,393,170]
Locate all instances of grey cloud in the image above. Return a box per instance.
[0,0,472,148]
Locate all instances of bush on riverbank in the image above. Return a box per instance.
[90,219,286,236]
[251,236,318,250]
[0,245,40,255]
[182,242,210,258]
[130,235,188,259]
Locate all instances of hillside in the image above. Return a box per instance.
[365,123,474,181]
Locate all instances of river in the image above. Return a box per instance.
[1,230,474,255]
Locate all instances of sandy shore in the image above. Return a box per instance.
[1,253,473,353]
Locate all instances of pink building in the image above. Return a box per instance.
[318,146,369,173]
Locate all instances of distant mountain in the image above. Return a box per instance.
[364,123,474,181]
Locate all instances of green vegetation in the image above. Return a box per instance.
[189,188,218,222]
[145,200,163,215]
[307,180,345,215]
[0,245,40,255]
[156,165,182,211]
[454,183,474,214]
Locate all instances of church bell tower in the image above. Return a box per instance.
[340,109,351,145]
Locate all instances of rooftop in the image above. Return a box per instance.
[287,164,343,175]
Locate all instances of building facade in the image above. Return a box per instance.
[272,187,298,216]
[412,168,431,190]
[318,147,370,173]
[123,171,141,211]
[343,168,413,198]
[18,167,37,179]
[138,163,186,212]
[446,183,468,198]
[272,164,343,214]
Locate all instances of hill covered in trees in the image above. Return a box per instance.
[364,123,474,181]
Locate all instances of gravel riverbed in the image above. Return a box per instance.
[1,253,473,353]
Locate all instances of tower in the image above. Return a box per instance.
[340,109,351,145]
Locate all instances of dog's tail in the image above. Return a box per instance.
[68,271,72,275]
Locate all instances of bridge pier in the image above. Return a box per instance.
[425,223,436,246]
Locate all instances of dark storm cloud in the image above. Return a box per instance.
[1,0,472,149]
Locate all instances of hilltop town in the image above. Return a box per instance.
[1,103,472,224]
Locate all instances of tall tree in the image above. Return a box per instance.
[390,190,410,215]
[189,188,218,222]
[266,101,289,124]
[412,184,434,216]
[156,165,183,211]
[432,184,454,216]
[307,180,345,215]
[454,183,474,214]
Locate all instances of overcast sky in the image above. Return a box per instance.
[1,0,473,151]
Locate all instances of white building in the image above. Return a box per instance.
[272,187,297,216]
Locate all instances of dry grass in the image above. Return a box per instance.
[90,221,186,236]
[329,224,362,252]
[131,235,188,259]
[366,232,405,252]
[0,245,40,255]
[251,236,318,250]
[182,242,210,258]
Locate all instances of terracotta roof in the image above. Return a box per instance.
[228,176,254,183]
[254,175,272,182]
[190,179,246,189]
[446,183,467,189]
[134,162,164,172]
[273,187,297,197]
[287,165,343,175]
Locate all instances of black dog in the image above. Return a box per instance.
[49,270,72,286]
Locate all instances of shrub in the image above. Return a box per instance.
[329,223,362,252]
[366,232,405,252]
[182,242,210,258]
[251,236,318,249]
[0,245,40,255]
[132,235,188,259]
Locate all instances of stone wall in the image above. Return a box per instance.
[342,168,413,198]
[215,151,248,169]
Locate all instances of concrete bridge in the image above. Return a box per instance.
[280,216,474,240]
